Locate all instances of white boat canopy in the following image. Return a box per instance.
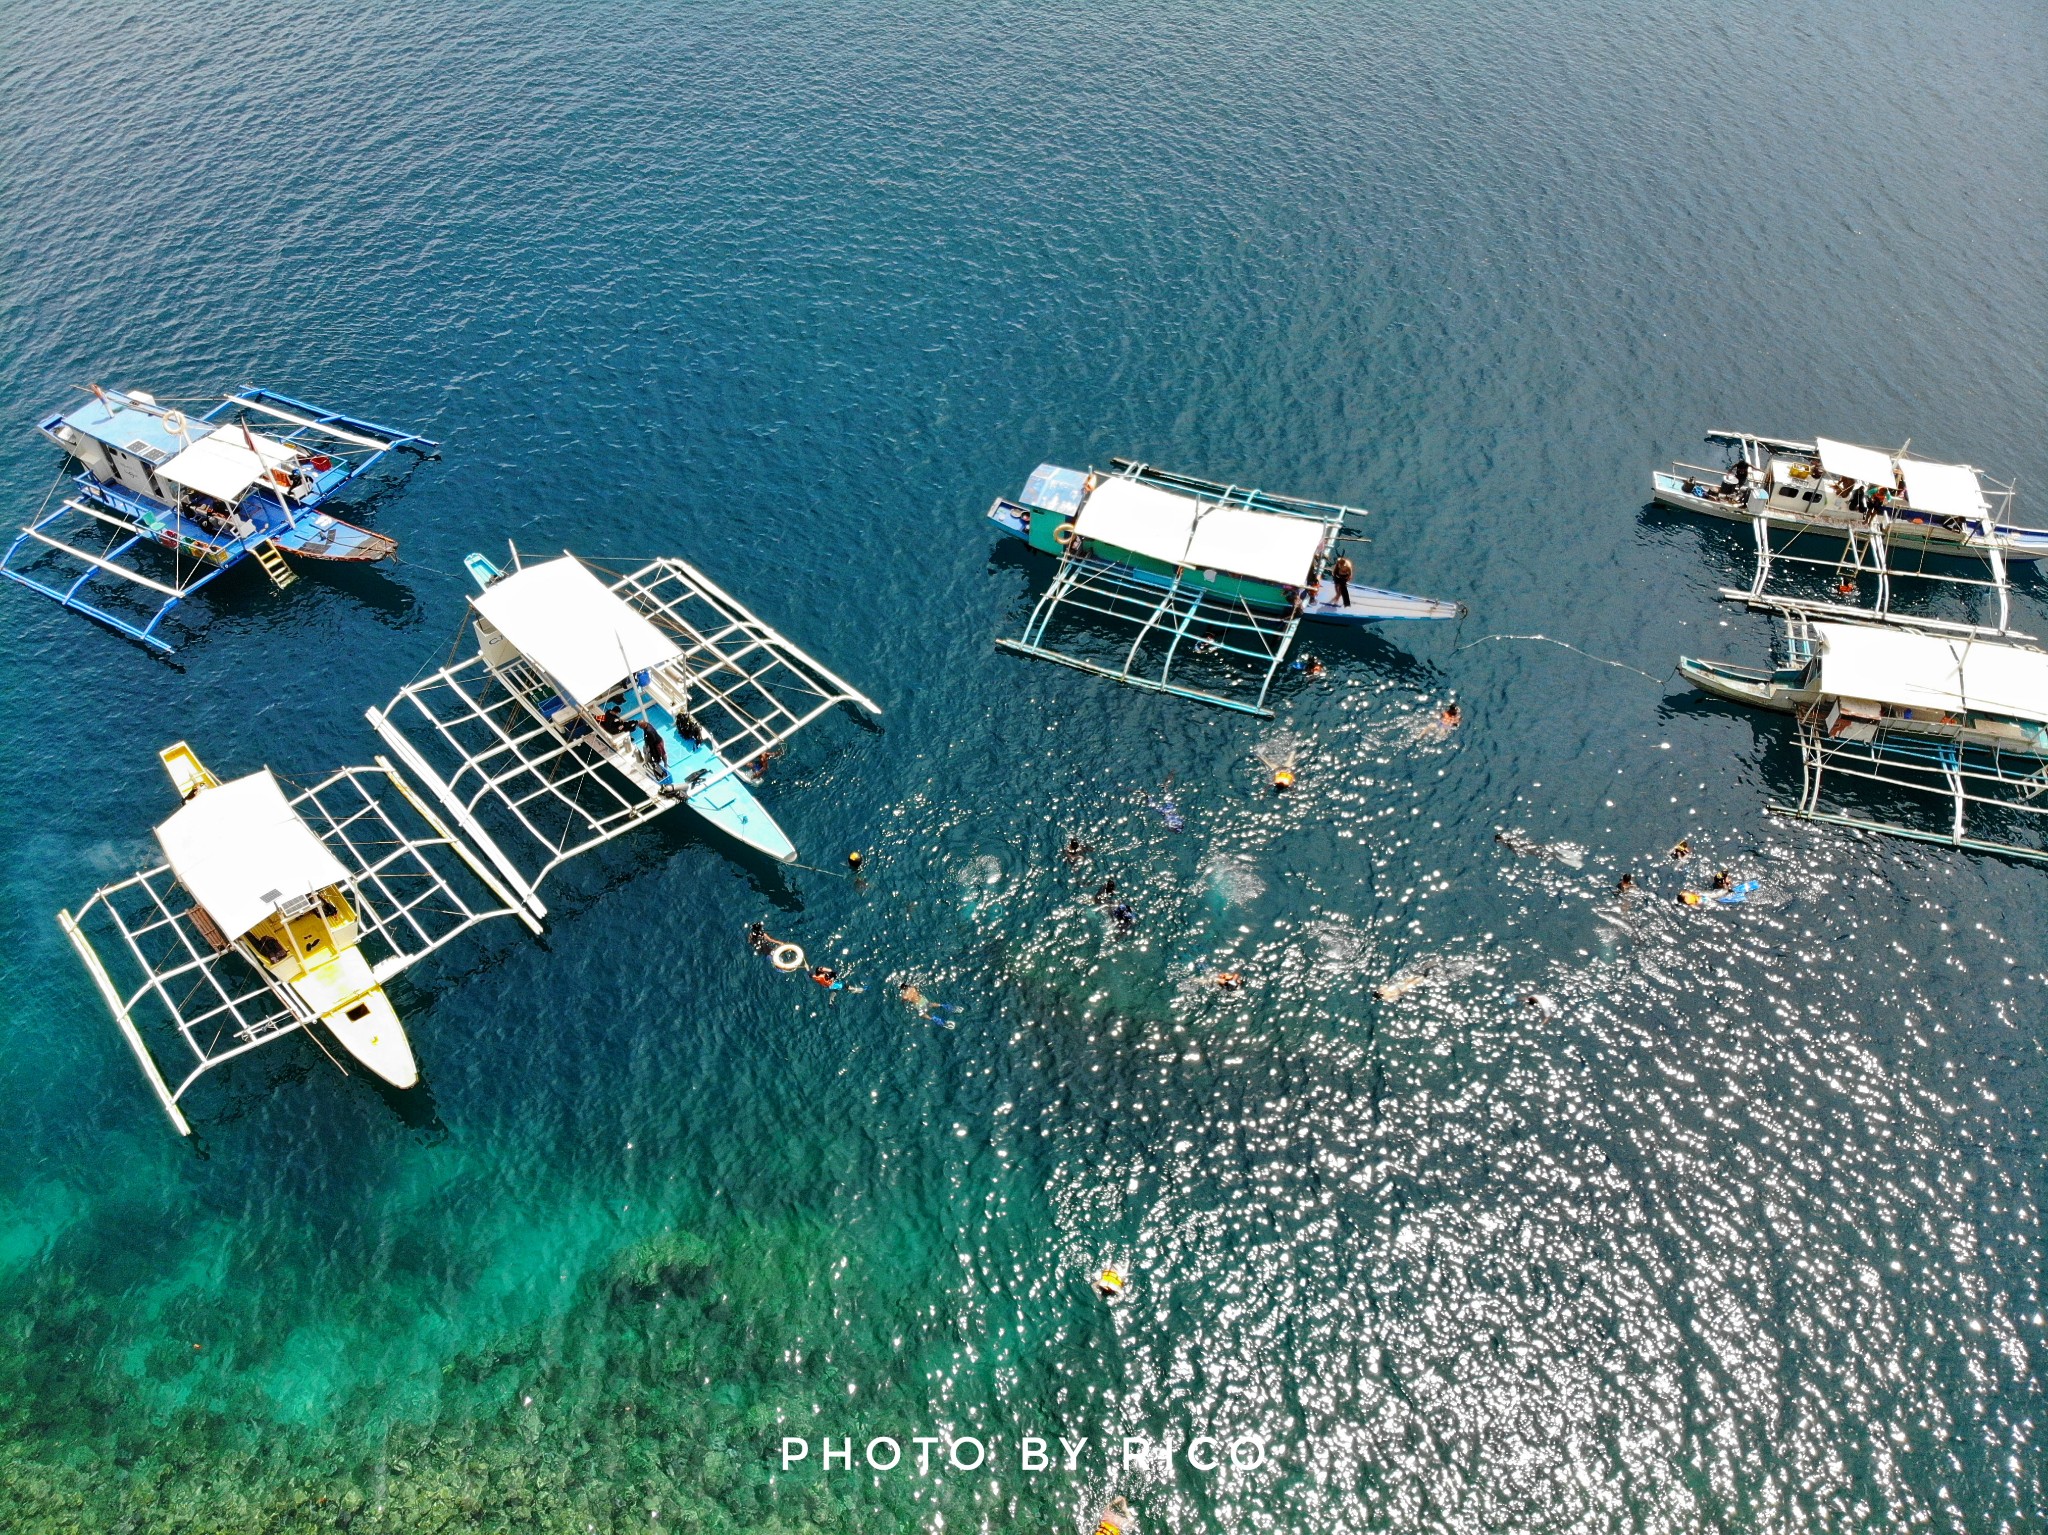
[153,771,349,940]
[1074,479,1200,566]
[1814,437,1898,488]
[1815,623,2048,722]
[1899,459,1989,520]
[472,555,683,706]
[1075,478,1326,586]
[159,425,298,503]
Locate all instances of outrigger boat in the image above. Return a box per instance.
[5,384,435,652]
[369,550,880,915]
[1680,615,2048,862]
[990,459,1462,715]
[59,743,533,1136]
[1654,431,2038,635]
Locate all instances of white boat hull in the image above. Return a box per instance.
[1653,472,2048,564]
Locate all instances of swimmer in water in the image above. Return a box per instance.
[746,921,775,954]
[1669,837,1691,861]
[1093,1494,1134,1535]
[1063,836,1092,864]
[1093,1267,1128,1304]
[1272,766,1296,792]
[899,982,957,1028]
[1712,869,1735,892]
[1212,970,1244,990]
[1093,877,1118,906]
[1109,900,1137,935]
[1440,702,1462,728]
[1618,872,1636,893]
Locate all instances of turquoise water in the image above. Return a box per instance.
[1,1,2043,1529]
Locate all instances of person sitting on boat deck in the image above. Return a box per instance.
[598,700,630,735]
[1093,876,1118,906]
[676,711,707,744]
[252,932,289,962]
[1063,836,1092,864]
[1331,553,1354,608]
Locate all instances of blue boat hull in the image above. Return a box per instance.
[625,687,797,863]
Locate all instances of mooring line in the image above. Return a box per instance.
[1453,632,1668,684]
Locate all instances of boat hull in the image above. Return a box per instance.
[286,944,419,1089]
[1652,472,2048,564]
[988,500,1461,624]
[1677,656,1807,712]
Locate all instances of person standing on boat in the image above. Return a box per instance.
[1331,553,1354,608]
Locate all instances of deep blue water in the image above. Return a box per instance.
[0,1,2042,1529]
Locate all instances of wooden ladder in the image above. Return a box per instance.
[252,539,298,589]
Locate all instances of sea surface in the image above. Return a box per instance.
[0,2,2042,1530]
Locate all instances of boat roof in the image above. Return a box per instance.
[1073,478,1327,586]
[1898,458,1988,520]
[159,424,298,503]
[154,770,349,941]
[60,398,188,463]
[1815,623,2048,722]
[471,555,683,707]
[1814,437,1898,486]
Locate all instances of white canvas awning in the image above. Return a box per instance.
[158,425,298,503]
[1814,437,1898,487]
[1898,459,1988,521]
[1815,624,2048,722]
[1075,478,1327,585]
[1073,478,1201,566]
[1183,505,1326,586]
[154,771,349,941]
[471,555,682,707]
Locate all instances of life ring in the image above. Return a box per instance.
[160,409,186,435]
[1052,522,1077,546]
[770,942,805,972]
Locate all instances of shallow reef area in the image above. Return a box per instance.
[0,1217,1076,1533]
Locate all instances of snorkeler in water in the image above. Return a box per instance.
[1093,876,1118,906]
[899,982,958,1028]
[1063,835,1092,864]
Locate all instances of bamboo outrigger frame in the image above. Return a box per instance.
[1773,711,2048,864]
[58,759,535,1136]
[368,554,879,911]
[995,459,1362,717]
[1696,431,2028,639]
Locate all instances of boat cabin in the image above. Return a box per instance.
[153,769,362,982]
[1801,622,2048,748]
[46,389,328,527]
[1010,466,1335,605]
